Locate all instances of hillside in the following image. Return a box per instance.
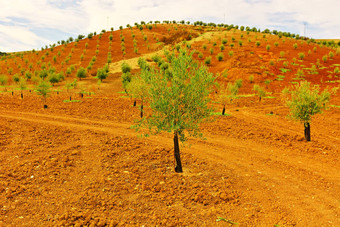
[1,23,339,92]
[0,23,339,226]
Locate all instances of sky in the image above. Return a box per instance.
[0,0,339,52]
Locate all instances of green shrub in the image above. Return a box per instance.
[298,52,305,60]
[249,75,254,83]
[76,67,87,80]
[204,56,211,65]
[280,51,285,58]
[96,67,109,82]
[0,74,8,86]
[322,55,328,62]
[216,52,224,61]
[121,62,132,73]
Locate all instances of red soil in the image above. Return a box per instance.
[0,24,339,226]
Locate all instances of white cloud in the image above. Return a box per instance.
[0,25,51,52]
[0,0,339,52]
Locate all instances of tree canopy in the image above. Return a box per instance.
[133,49,216,172]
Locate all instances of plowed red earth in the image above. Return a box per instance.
[1,24,340,226]
[0,89,339,226]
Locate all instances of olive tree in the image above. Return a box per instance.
[18,77,27,99]
[219,80,242,115]
[126,74,149,118]
[76,67,87,80]
[282,81,331,141]
[134,49,216,173]
[96,64,109,82]
[121,62,132,93]
[253,84,266,102]
[35,80,52,108]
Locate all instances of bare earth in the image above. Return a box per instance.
[0,89,339,226]
[0,24,339,226]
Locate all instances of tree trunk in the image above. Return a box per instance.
[304,122,311,141]
[21,93,23,99]
[222,105,225,115]
[133,100,136,107]
[80,93,84,98]
[173,131,183,173]
[140,100,143,118]
[259,96,262,102]
[69,96,72,101]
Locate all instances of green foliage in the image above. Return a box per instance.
[35,80,52,103]
[121,72,132,92]
[256,41,260,47]
[322,55,328,62]
[204,56,211,65]
[235,79,243,89]
[216,52,224,61]
[138,57,149,70]
[266,45,271,51]
[126,74,149,103]
[298,52,305,60]
[13,74,20,83]
[76,67,87,80]
[96,66,109,82]
[219,80,241,106]
[249,75,254,83]
[283,81,331,124]
[134,48,216,142]
[296,68,304,79]
[18,77,27,92]
[293,43,298,49]
[121,62,132,73]
[253,84,266,101]
[280,51,285,58]
[48,73,60,85]
[0,75,8,86]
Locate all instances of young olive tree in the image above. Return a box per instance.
[76,67,87,80]
[134,49,216,173]
[219,80,242,115]
[121,62,132,93]
[282,81,331,141]
[35,80,52,108]
[18,77,27,99]
[253,84,266,102]
[126,74,149,118]
[96,65,109,82]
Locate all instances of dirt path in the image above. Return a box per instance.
[0,107,339,226]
